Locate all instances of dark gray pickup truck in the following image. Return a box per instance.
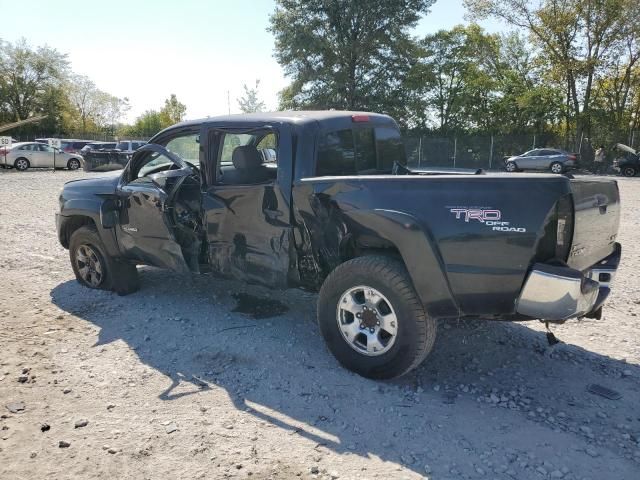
[56,111,621,379]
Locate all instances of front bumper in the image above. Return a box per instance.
[515,244,621,321]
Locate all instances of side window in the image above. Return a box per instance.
[316,127,397,176]
[354,128,376,172]
[166,135,200,166]
[216,130,278,186]
[220,134,253,165]
[317,129,355,176]
[18,145,32,151]
[375,127,406,169]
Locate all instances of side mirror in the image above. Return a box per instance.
[261,148,277,163]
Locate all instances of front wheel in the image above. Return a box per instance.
[622,166,637,177]
[550,162,563,174]
[69,225,139,295]
[505,161,517,172]
[318,255,437,379]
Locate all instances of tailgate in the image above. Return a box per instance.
[568,179,620,271]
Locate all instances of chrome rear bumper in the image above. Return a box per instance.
[515,245,620,321]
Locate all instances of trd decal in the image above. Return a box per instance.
[449,208,501,222]
[447,207,527,233]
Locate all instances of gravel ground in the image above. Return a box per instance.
[0,168,639,480]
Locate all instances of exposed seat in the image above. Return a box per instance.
[220,145,272,185]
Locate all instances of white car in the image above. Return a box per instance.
[0,142,83,171]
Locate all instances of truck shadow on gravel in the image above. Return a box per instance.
[50,268,640,479]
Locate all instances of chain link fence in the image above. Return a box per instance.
[404,133,574,170]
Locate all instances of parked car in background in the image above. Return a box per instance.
[34,138,94,154]
[80,142,117,155]
[504,148,578,174]
[0,142,83,171]
[115,140,146,152]
[613,143,639,177]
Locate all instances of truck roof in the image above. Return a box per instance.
[170,110,398,129]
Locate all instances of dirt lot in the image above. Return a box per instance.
[0,169,639,480]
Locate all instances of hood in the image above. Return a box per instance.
[63,171,121,195]
[615,143,636,155]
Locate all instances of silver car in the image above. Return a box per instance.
[0,142,83,171]
[504,148,578,174]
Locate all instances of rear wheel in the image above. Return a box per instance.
[67,158,81,170]
[14,158,29,171]
[318,255,436,379]
[505,161,517,172]
[550,162,563,174]
[622,166,637,177]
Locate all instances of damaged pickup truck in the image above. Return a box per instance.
[56,111,621,379]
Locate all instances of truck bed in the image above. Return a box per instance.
[294,173,621,317]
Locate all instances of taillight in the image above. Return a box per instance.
[555,194,574,261]
[568,154,577,160]
[351,115,370,123]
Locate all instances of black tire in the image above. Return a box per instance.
[505,161,517,173]
[550,161,563,174]
[69,225,139,295]
[318,255,436,379]
[622,166,637,177]
[14,158,29,171]
[67,158,81,170]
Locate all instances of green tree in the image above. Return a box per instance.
[237,80,266,113]
[66,74,128,133]
[488,32,564,134]
[0,38,69,122]
[408,25,500,132]
[465,0,640,145]
[159,94,187,125]
[120,110,164,138]
[269,0,434,116]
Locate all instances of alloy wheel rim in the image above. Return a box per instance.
[69,160,79,169]
[506,163,515,172]
[17,160,27,169]
[623,167,635,177]
[75,244,104,287]
[336,285,398,356]
[551,164,562,173]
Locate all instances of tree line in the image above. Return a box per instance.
[270,0,640,149]
[0,38,187,139]
[3,0,639,150]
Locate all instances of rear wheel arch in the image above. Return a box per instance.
[340,233,402,262]
[326,209,459,318]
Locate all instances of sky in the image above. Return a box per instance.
[0,0,502,122]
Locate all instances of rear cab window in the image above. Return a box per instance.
[316,126,405,177]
